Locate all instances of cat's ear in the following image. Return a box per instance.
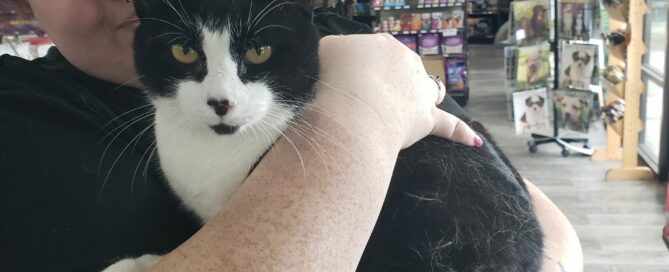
[290,0,315,19]
[133,0,154,18]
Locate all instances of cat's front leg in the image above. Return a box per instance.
[102,254,162,272]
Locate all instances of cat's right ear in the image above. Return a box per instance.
[133,0,153,18]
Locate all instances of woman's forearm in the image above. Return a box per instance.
[150,89,400,271]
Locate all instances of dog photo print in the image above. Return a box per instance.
[513,88,550,135]
[559,0,592,41]
[560,43,597,90]
[554,88,594,133]
[516,42,551,90]
[512,0,550,45]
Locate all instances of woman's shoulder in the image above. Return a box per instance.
[0,47,148,128]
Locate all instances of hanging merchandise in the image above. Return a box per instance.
[511,0,550,45]
[445,56,468,94]
[513,88,550,135]
[600,98,625,124]
[560,43,597,90]
[558,0,593,41]
[553,88,595,133]
[515,42,550,90]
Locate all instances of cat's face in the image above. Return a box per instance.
[133,0,319,135]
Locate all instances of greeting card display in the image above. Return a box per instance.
[512,0,550,45]
[560,43,597,90]
[553,88,594,133]
[516,42,550,90]
[558,0,592,41]
[513,88,550,135]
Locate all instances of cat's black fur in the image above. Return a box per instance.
[133,0,543,271]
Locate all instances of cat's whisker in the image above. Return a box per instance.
[97,104,153,135]
[246,0,255,32]
[113,75,146,91]
[250,0,282,28]
[133,138,156,181]
[162,36,188,49]
[258,119,307,180]
[100,120,156,195]
[143,145,158,179]
[304,75,396,138]
[175,0,194,27]
[160,0,195,31]
[137,17,186,32]
[251,1,302,30]
[98,110,155,145]
[254,24,296,35]
[148,32,188,43]
[131,124,157,191]
[273,100,348,132]
[98,111,155,177]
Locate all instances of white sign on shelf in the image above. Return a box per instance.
[443,28,458,36]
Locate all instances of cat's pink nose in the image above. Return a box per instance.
[207,98,234,116]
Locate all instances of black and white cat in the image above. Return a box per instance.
[106,0,543,271]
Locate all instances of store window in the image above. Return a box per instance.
[641,0,667,172]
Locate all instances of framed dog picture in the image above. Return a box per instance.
[560,43,597,90]
[516,43,550,90]
[554,88,594,133]
[511,0,550,45]
[559,0,592,41]
[513,88,549,135]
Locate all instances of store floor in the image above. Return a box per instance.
[465,45,669,271]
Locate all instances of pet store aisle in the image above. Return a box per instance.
[464,44,669,271]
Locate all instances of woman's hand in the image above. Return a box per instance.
[316,34,482,150]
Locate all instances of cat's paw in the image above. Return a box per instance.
[102,254,162,272]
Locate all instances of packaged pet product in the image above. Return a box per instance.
[401,14,413,32]
[431,12,443,30]
[387,16,396,31]
[424,0,434,5]
[445,57,468,93]
[421,13,432,31]
[394,20,402,32]
[372,0,384,9]
[395,34,417,52]
[451,10,464,28]
[418,0,425,6]
[411,13,422,31]
[441,32,464,55]
[418,33,441,55]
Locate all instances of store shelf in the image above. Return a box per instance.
[467,12,500,16]
[373,3,464,11]
[381,28,464,35]
[467,35,495,44]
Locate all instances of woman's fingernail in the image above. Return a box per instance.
[474,136,484,147]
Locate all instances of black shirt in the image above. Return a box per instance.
[0,47,202,271]
[0,15,371,271]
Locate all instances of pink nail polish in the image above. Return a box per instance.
[474,136,483,147]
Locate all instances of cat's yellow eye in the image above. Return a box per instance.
[245,46,272,64]
[171,44,199,64]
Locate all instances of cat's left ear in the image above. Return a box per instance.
[290,0,315,20]
[133,0,154,18]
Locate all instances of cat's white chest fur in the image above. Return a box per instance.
[153,108,284,220]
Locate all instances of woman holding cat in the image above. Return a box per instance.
[0,0,581,271]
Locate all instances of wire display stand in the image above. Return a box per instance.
[505,0,594,157]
